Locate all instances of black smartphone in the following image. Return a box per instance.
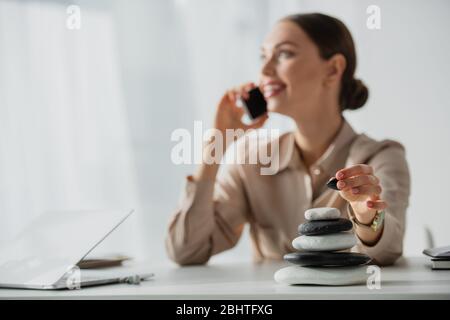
[242,87,267,120]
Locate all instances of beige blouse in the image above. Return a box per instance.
[165,119,411,266]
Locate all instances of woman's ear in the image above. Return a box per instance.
[324,53,346,86]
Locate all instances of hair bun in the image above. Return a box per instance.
[346,78,369,110]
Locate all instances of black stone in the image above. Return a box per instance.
[327,177,339,190]
[284,252,371,267]
[298,218,353,236]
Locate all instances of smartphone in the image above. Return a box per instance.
[242,87,267,120]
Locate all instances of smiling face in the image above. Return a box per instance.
[259,20,340,122]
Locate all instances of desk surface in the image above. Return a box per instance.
[1,257,449,299]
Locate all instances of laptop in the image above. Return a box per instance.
[0,209,153,290]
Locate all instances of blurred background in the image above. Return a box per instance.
[0,0,449,263]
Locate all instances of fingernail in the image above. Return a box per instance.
[337,181,346,189]
[337,172,344,179]
[352,187,359,194]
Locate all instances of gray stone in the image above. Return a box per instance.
[326,177,339,191]
[274,265,368,286]
[304,207,341,221]
[292,233,357,251]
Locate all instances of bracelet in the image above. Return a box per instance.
[346,203,385,232]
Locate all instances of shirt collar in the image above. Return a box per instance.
[273,117,358,175]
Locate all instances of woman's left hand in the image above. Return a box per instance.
[335,164,388,225]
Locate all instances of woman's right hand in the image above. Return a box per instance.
[195,82,268,181]
[214,82,269,138]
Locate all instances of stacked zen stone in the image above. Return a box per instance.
[274,207,372,286]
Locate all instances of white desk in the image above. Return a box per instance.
[1,257,449,299]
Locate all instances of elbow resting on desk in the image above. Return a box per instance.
[165,214,213,266]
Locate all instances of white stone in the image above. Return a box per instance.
[292,233,357,251]
[274,265,368,286]
[305,207,341,221]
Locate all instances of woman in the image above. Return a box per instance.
[165,13,410,266]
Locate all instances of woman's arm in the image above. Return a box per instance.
[334,143,411,265]
[165,156,249,265]
[165,84,268,265]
